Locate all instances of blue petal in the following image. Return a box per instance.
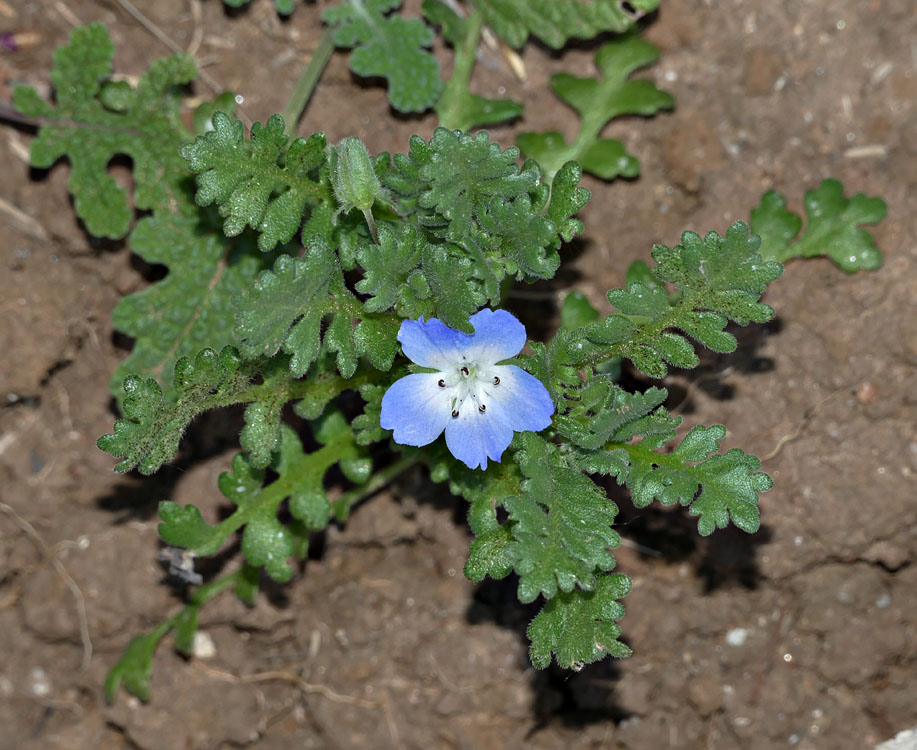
[445,407,514,470]
[380,373,451,446]
[463,309,527,364]
[397,317,464,370]
[483,365,554,433]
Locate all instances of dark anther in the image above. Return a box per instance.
[438,379,445,387]
[478,404,486,412]
[461,366,469,376]
[492,376,500,385]
[451,409,460,418]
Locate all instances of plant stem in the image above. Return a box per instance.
[332,455,417,520]
[435,9,484,130]
[281,27,336,137]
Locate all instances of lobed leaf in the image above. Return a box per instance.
[528,574,632,669]
[475,0,659,49]
[424,0,523,131]
[110,213,268,402]
[180,113,328,252]
[574,222,783,379]
[323,0,442,113]
[517,36,673,180]
[506,433,620,603]
[13,23,196,237]
[751,178,885,272]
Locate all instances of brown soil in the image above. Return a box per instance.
[1,1,915,749]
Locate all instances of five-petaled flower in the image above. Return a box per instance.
[380,309,554,470]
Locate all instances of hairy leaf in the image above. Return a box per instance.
[110,213,267,401]
[506,433,619,603]
[159,416,367,579]
[751,178,885,271]
[475,0,659,49]
[13,23,195,237]
[104,626,168,703]
[234,239,366,377]
[575,222,783,378]
[324,0,442,113]
[180,113,327,252]
[528,574,632,669]
[518,36,673,180]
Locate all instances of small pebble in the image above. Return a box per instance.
[857,381,878,404]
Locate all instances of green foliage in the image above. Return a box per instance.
[13,23,195,237]
[557,222,783,379]
[159,415,367,575]
[30,15,889,702]
[559,377,771,535]
[223,0,296,14]
[506,433,620,603]
[180,113,327,252]
[518,36,674,180]
[109,214,267,401]
[324,0,442,113]
[14,24,274,401]
[751,178,886,271]
[475,0,660,49]
[528,574,632,669]
[376,128,584,328]
[424,1,523,131]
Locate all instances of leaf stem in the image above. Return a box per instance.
[331,455,416,520]
[281,27,337,137]
[435,10,483,130]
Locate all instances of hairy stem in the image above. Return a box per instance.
[281,28,336,137]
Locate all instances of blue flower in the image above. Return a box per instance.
[380,309,554,470]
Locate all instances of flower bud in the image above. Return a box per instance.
[331,137,381,215]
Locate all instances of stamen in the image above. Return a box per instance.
[451,409,460,418]
[438,379,445,387]
[493,376,500,385]
[478,404,486,412]
[461,366,469,376]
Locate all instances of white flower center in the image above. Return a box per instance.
[437,358,501,418]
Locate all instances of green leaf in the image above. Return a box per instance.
[546,161,591,242]
[751,178,886,272]
[234,240,362,377]
[98,347,252,475]
[16,25,271,399]
[110,213,267,401]
[506,434,619,603]
[617,423,772,536]
[158,501,224,554]
[518,36,673,180]
[323,0,442,113]
[464,524,514,582]
[560,291,600,330]
[104,625,169,703]
[475,0,659,49]
[424,2,523,131]
[576,222,783,378]
[180,113,327,252]
[355,224,424,312]
[476,194,560,279]
[377,128,581,322]
[411,128,537,242]
[528,574,632,669]
[13,23,196,237]
[420,244,487,331]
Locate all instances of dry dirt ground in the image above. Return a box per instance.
[1,1,915,748]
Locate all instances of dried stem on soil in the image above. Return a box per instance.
[0,502,93,671]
